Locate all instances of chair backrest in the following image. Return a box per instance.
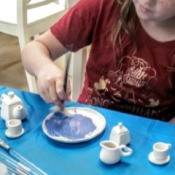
[71,46,90,101]
[0,0,66,49]
[0,0,88,102]
[0,0,67,93]
[18,0,60,23]
[27,0,60,8]
[18,0,66,49]
[0,0,65,31]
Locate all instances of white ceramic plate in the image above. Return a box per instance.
[42,107,106,143]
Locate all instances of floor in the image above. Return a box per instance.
[0,32,28,91]
[0,32,67,92]
[0,31,85,101]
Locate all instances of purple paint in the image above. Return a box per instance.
[45,111,96,140]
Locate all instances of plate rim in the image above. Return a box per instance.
[42,107,106,143]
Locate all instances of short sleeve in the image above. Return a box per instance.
[50,0,101,51]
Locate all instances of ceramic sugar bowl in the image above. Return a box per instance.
[0,91,27,121]
[109,122,130,146]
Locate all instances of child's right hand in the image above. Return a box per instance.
[36,63,71,106]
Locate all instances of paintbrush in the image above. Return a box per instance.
[51,52,71,113]
[0,138,47,175]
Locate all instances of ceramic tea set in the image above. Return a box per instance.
[109,122,130,146]
[99,122,172,166]
[100,122,132,164]
[148,142,172,165]
[0,91,27,138]
[100,140,132,164]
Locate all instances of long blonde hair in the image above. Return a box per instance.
[111,0,136,45]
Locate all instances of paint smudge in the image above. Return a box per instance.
[45,111,96,140]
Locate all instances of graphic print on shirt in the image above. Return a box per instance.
[89,56,160,108]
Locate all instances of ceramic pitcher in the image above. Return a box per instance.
[100,140,133,164]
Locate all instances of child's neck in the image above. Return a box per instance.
[140,17,175,42]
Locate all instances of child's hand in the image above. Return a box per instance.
[36,63,71,106]
[169,117,175,124]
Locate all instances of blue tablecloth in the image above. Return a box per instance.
[0,86,175,175]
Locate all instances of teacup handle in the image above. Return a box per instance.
[167,143,172,150]
[119,145,133,157]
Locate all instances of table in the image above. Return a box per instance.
[0,86,175,175]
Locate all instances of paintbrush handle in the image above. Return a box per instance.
[9,149,47,175]
[0,151,31,175]
[0,138,10,150]
[0,138,47,175]
[63,52,71,92]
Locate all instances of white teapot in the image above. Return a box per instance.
[0,91,27,121]
[109,122,130,146]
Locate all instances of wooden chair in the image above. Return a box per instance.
[0,0,89,102]
[0,0,67,93]
[70,46,90,101]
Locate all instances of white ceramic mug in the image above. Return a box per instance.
[5,119,24,138]
[99,140,133,164]
[153,142,171,161]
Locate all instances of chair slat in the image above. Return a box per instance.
[27,0,57,9]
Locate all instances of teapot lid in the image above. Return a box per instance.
[113,122,129,134]
[1,91,22,105]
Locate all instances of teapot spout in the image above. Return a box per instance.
[12,105,27,120]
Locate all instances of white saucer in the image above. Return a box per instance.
[5,128,25,138]
[148,152,170,165]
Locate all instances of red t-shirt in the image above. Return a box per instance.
[51,0,175,121]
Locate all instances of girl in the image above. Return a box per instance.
[22,0,175,122]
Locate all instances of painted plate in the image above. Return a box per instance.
[42,107,106,143]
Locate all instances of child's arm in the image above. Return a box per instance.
[169,117,175,124]
[21,30,70,106]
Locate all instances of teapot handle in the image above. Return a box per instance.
[119,145,133,157]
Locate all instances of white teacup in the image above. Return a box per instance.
[153,142,171,161]
[5,119,24,138]
[99,140,133,164]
